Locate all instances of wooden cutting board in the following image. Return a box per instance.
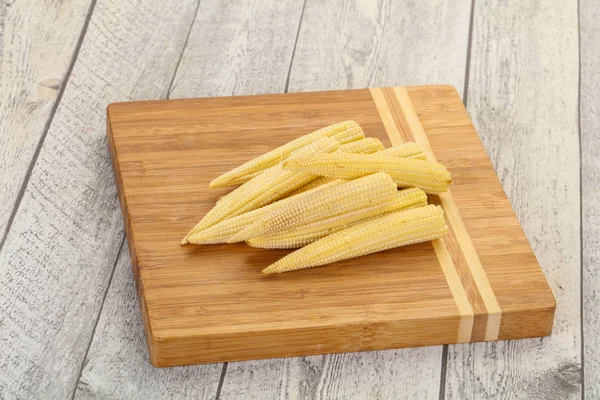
[107,85,555,368]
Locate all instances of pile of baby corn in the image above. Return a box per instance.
[181,121,451,274]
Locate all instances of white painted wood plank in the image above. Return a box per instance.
[77,0,306,397]
[169,0,306,98]
[581,0,599,398]
[287,0,471,95]
[74,244,222,399]
[0,1,215,398]
[0,0,92,238]
[445,1,581,399]
[219,1,472,399]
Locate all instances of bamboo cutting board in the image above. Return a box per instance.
[107,85,555,368]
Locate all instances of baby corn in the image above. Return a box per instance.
[283,153,451,194]
[284,176,340,198]
[247,188,427,249]
[379,142,426,160]
[209,121,360,188]
[187,180,345,244]
[331,125,365,144]
[283,139,382,198]
[262,205,448,274]
[338,137,385,154]
[285,141,426,198]
[229,172,398,243]
[182,137,339,244]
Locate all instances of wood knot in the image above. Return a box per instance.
[556,363,582,387]
[35,77,62,101]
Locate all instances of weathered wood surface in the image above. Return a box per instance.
[444,1,581,399]
[287,0,472,93]
[582,0,599,398]
[0,0,209,398]
[219,1,472,399]
[74,244,223,399]
[169,0,305,98]
[221,350,443,400]
[0,0,93,240]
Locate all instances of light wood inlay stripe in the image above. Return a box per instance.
[431,238,475,343]
[370,87,474,343]
[429,195,488,342]
[369,88,403,146]
[393,86,502,341]
[381,88,413,143]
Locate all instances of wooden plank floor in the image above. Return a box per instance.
[0,0,589,398]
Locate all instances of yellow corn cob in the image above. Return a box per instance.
[188,180,345,244]
[229,172,398,243]
[209,121,359,188]
[182,137,339,244]
[262,205,448,274]
[283,153,451,194]
[331,126,365,144]
[247,188,427,249]
[284,141,425,198]
[379,142,426,160]
[282,140,376,199]
[338,138,385,154]
[284,177,340,198]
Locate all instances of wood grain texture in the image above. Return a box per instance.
[82,0,306,395]
[168,0,305,99]
[221,350,442,400]
[581,0,599,398]
[287,0,472,94]
[404,86,555,342]
[107,86,554,370]
[0,0,204,398]
[73,244,222,399]
[444,1,581,399]
[0,0,92,238]
[372,87,476,344]
[220,1,472,398]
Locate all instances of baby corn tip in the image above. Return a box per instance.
[186,234,205,245]
[262,265,279,275]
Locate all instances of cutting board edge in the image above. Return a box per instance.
[105,84,460,112]
[145,306,555,368]
[107,113,157,361]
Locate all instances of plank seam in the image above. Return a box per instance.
[393,86,502,341]
[438,344,449,400]
[0,0,98,256]
[214,362,228,400]
[69,237,125,400]
[462,0,476,104]
[578,0,585,396]
[369,87,474,343]
[284,0,308,93]
[167,0,203,98]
